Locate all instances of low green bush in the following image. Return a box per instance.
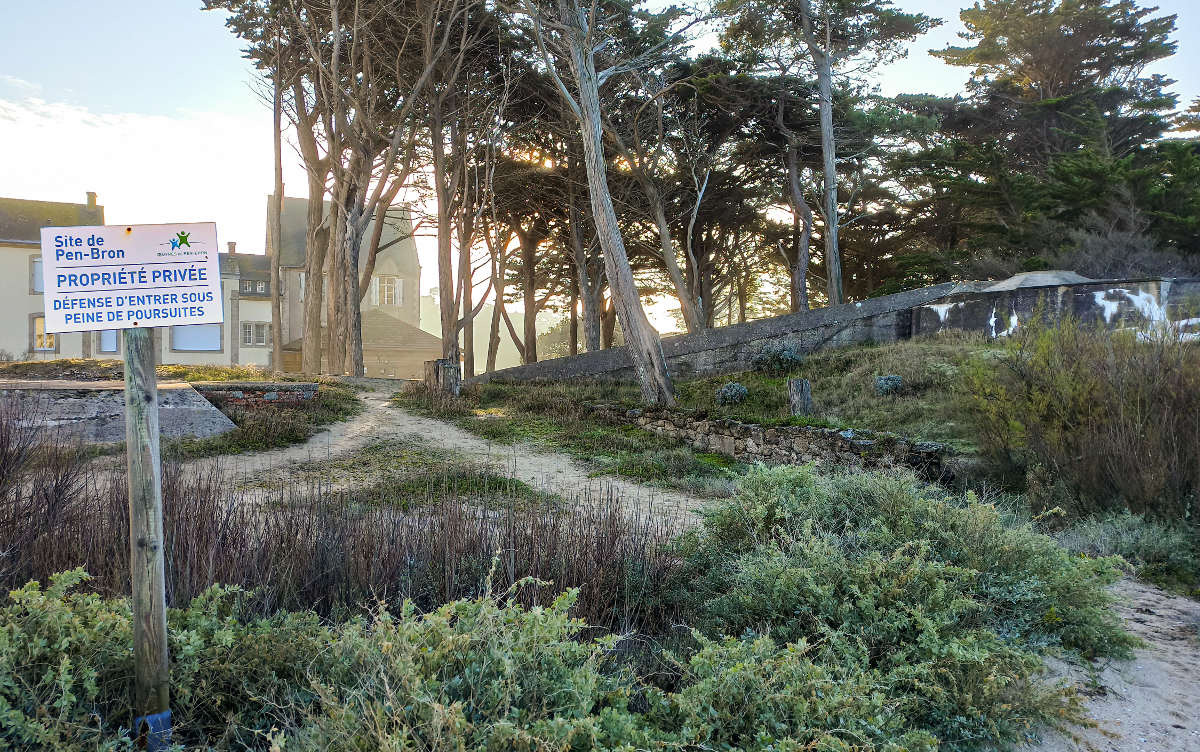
[716,381,749,405]
[751,341,805,374]
[1055,512,1200,596]
[667,465,1135,748]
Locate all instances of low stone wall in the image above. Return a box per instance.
[586,403,951,479]
[192,381,319,408]
[0,381,236,443]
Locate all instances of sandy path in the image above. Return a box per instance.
[205,392,710,523]
[1029,579,1200,752]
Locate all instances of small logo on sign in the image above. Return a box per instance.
[168,231,192,250]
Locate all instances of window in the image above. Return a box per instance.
[31,256,44,293]
[32,316,55,351]
[241,322,271,347]
[298,272,306,302]
[171,323,222,351]
[256,280,266,294]
[241,279,253,293]
[376,277,400,305]
[99,330,118,353]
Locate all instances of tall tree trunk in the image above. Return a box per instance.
[269,61,285,373]
[326,205,347,373]
[601,296,616,349]
[567,39,674,405]
[340,199,365,377]
[431,109,460,369]
[516,226,539,364]
[486,233,508,373]
[813,49,843,305]
[644,179,704,333]
[566,156,602,352]
[462,263,475,378]
[569,283,578,356]
[785,144,814,312]
[295,84,329,375]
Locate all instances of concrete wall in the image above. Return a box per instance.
[471,283,964,385]
[0,381,236,443]
[470,277,1200,386]
[912,278,1200,340]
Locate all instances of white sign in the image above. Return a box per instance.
[39,222,223,333]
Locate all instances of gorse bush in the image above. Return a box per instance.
[963,315,1200,519]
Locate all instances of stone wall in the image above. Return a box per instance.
[586,403,951,480]
[191,381,319,408]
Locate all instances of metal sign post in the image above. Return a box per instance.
[39,222,221,750]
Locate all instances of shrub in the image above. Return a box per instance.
[1055,512,1200,596]
[667,465,1133,748]
[874,373,903,395]
[715,381,749,405]
[962,315,1200,519]
[750,341,804,374]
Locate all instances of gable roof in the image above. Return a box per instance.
[270,195,420,276]
[0,195,104,246]
[283,308,441,352]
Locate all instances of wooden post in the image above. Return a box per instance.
[788,378,813,417]
[122,326,171,748]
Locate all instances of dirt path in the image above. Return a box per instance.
[1029,579,1200,752]
[206,392,710,524]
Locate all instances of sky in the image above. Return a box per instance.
[2,0,1198,307]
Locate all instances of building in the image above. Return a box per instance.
[0,193,107,360]
[0,192,439,374]
[273,195,441,377]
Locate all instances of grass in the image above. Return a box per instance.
[164,385,363,459]
[265,438,560,509]
[393,383,742,497]
[675,333,997,451]
[444,334,997,456]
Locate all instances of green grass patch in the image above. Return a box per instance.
[274,438,558,509]
[676,334,998,450]
[165,385,363,459]
[393,383,742,497]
